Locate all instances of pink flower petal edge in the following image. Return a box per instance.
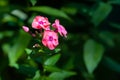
[52,19,67,38]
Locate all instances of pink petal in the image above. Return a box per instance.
[42,30,59,50]
[47,42,55,50]
[22,26,29,32]
[52,19,67,38]
[32,16,50,30]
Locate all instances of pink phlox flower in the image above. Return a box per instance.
[52,19,67,38]
[42,30,59,50]
[22,26,29,32]
[32,16,50,30]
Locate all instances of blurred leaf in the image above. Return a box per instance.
[103,56,120,73]
[18,65,37,77]
[44,65,61,72]
[2,14,17,23]
[25,48,32,55]
[28,6,72,21]
[11,9,28,20]
[48,70,76,80]
[54,48,61,53]
[108,0,120,4]
[32,70,41,80]
[61,3,90,16]
[0,33,3,39]
[30,0,37,6]
[0,31,13,39]
[61,7,77,15]
[44,54,61,66]
[84,39,104,74]
[0,0,8,6]
[3,31,14,37]
[91,2,112,26]
[109,22,120,29]
[2,44,10,55]
[99,31,114,47]
[63,56,75,70]
[28,14,37,24]
[8,30,31,68]
[2,13,24,26]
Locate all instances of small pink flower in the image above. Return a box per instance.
[22,26,36,37]
[32,16,50,30]
[22,26,29,32]
[42,30,59,50]
[52,19,67,38]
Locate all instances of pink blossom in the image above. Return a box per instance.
[52,19,67,38]
[42,30,59,50]
[22,26,29,32]
[22,26,36,37]
[32,16,50,30]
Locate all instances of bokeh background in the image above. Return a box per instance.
[0,0,120,80]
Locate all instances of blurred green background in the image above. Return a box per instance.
[0,0,120,80]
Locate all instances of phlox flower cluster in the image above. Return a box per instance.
[22,16,67,50]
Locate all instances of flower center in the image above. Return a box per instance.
[49,36,53,41]
[38,21,44,24]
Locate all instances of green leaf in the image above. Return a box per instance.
[28,6,72,21]
[33,70,41,80]
[109,22,120,29]
[28,14,36,24]
[44,65,62,72]
[0,33,3,39]
[2,44,10,55]
[54,48,61,53]
[25,48,32,55]
[30,0,37,6]
[63,56,75,70]
[108,0,120,4]
[2,31,14,37]
[99,31,114,47]
[0,0,8,6]
[8,30,31,68]
[103,56,120,73]
[61,7,77,15]
[18,65,37,77]
[0,31,13,39]
[48,71,76,80]
[11,9,28,20]
[91,2,112,26]
[2,14,18,23]
[83,39,104,74]
[44,54,61,66]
